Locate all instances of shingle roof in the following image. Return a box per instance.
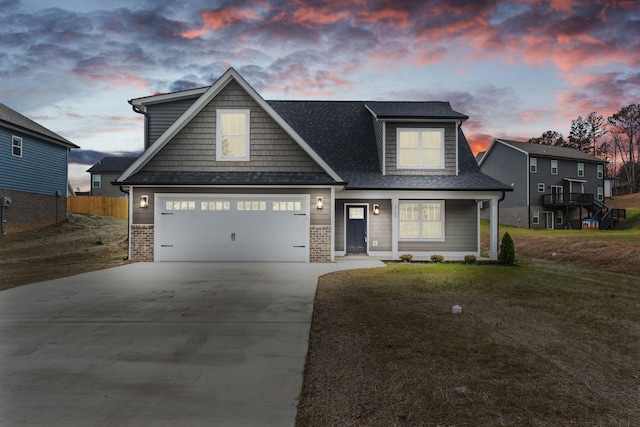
[87,156,137,173]
[365,101,468,120]
[0,102,78,148]
[122,171,338,186]
[497,139,605,163]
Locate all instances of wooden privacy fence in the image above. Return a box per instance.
[67,196,128,219]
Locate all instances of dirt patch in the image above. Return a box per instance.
[0,213,129,291]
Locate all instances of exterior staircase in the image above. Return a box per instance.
[585,199,626,230]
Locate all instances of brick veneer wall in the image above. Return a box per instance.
[131,224,154,262]
[0,188,66,234]
[310,225,331,263]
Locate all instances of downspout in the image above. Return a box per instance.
[129,102,149,149]
[120,185,130,261]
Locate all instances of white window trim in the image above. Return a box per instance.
[532,209,540,225]
[530,157,537,173]
[398,200,445,242]
[597,165,603,179]
[551,160,558,175]
[216,109,250,161]
[597,187,604,201]
[92,174,101,188]
[396,128,445,170]
[556,210,563,225]
[537,183,545,193]
[577,162,584,177]
[12,135,22,158]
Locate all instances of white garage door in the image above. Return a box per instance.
[155,194,309,262]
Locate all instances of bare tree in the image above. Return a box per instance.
[528,130,565,146]
[568,112,607,155]
[608,104,640,193]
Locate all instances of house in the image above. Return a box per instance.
[0,102,78,234]
[87,156,136,197]
[116,68,511,263]
[478,139,618,229]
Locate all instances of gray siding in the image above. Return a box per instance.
[398,200,477,252]
[132,187,331,226]
[385,122,457,175]
[529,157,604,206]
[480,143,527,208]
[90,173,126,197]
[0,127,69,196]
[143,81,325,174]
[146,97,199,146]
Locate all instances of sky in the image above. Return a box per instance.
[1,0,639,192]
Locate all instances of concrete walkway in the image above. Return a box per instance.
[0,260,384,427]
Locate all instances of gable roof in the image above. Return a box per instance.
[87,156,137,173]
[0,102,78,148]
[482,139,606,164]
[366,101,468,121]
[118,68,342,183]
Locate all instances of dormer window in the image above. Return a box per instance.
[216,109,250,161]
[397,128,444,169]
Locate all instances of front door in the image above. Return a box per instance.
[346,205,367,254]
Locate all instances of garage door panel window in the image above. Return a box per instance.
[201,201,230,211]
[165,200,196,210]
[237,201,267,211]
[273,201,302,211]
[399,201,444,241]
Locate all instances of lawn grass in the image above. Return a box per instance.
[296,261,640,426]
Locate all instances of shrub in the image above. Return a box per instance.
[498,232,515,264]
[464,255,477,264]
[399,253,413,262]
[430,254,444,263]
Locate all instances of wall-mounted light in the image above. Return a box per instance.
[140,195,149,208]
[316,196,324,209]
[373,204,380,215]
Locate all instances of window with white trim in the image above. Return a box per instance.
[397,128,444,169]
[556,210,563,225]
[532,209,540,225]
[551,160,558,175]
[92,174,101,188]
[577,163,584,177]
[216,109,250,161]
[12,136,22,157]
[530,157,537,173]
[538,183,545,192]
[597,164,603,179]
[597,187,603,201]
[399,201,444,240]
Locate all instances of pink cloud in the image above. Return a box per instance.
[180,7,258,39]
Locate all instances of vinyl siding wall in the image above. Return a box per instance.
[146,97,199,147]
[385,122,457,175]
[143,81,325,174]
[90,172,127,197]
[398,199,477,252]
[479,144,526,209]
[0,127,69,196]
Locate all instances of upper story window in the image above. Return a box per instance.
[397,128,444,169]
[216,109,250,161]
[92,174,101,188]
[538,183,545,192]
[577,162,584,177]
[530,157,537,173]
[551,160,558,175]
[597,165,604,179]
[12,136,22,157]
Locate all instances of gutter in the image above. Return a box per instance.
[119,185,130,261]
[129,101,149,149]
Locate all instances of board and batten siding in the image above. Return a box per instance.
[146,97,199,147]
[385,122,457,176]
[143,81,325,174]
[398,200,477,252]
[131,187,331,226]
[0,128,69,196]
[335,199,392,252]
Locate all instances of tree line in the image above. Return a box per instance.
[527,103,640,193]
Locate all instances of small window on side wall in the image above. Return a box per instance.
[551,160,558,175]
[577,163,584,177]
[530,157,537,173]
[597,165,603,179]
[538,183,545,192]
[92,174,101,188]
[532,210,540,225]
[217,109,250,161]
[12,136,22,157]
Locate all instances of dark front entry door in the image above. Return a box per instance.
[346,205,367,254]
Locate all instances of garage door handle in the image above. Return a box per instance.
[231,233,236,242]
[161,245,173,247]
[294,213,306,216]
[293,245,306,248]
[161,212,174,215]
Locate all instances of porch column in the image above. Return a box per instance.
[490,198,499,260]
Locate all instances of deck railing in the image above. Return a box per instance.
[542,193,593,206]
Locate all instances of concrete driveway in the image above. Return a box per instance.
[0,261,383,427]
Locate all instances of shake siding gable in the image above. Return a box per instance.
[385,122,457,175]
[146,97,199,146]
[143,81,325,174]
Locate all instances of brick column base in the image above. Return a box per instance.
[310,225,331,263]
[131,225,154,262]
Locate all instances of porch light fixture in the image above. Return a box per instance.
[140,195,149,208]
[373,204,380,215]
[316,196,323,209]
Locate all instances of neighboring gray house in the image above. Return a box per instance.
[0,102,78,233]
[87,156,136,197]
[478,139,619,229]
[116,68,510,263]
